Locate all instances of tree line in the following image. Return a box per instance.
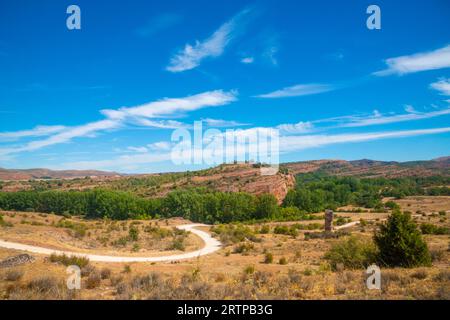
[0,174,448,223]
[0,188,280,223]
[283,173,450,213]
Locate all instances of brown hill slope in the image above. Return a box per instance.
[282,157,450,178]
[1,157,448,203]
[0,168,121,181]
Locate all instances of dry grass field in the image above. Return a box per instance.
[0,196,449,300]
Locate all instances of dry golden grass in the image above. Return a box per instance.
[0,212,202,256]
[0,196,449,300]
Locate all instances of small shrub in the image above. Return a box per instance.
[303,268,313,276]
[278,257,288,265]
[4,270,24,281]
[81,265,96,277]
[434,270,450,282]
[49,253,89,268]
[86,272,101,289]
[110,275,124,286]
[112,236,128,247]
[259,225,270,234]
[430,249,445,262]
[100,268,111,280]
[123,265,131,273]
[168,236,186,251]
[0,214,13,228]
[128,226,139,241]
[324,236,377,270]
[420,223,450,235]
[263,252,273,264]
[273,225,298,237]
[243,265,255,275]
[211,224,259,244]
[385,201,400,210]
[233,242,254,254]
[27,276,58,293]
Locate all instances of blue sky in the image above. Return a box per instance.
[0,0,449,173]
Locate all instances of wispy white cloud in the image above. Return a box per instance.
[148,141,172,151]
[101,90,237,120]
[240,57,254,64]
[276,121,313,134]
[430,78,450,96]
[280,127,450,152]
[58,126,450,172]
[330,108,450,128]
[133,119,190,129]
[254,83,334,99]
[202,118,248,127]
[8,120,121,154]
[0,125,66,141]
[127,146,148,153]
[404,105,417,113]
[0,90,237,156]
[166,8,252,72]
[374,44,450,76]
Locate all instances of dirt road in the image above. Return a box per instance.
[0,223,221,263]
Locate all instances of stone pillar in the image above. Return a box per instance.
[324,209,333,232]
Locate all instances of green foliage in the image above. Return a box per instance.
[374,211,432,268]
[263,252,273,264]
[168,236,186,251]
[233,243,254,254]
[324,236,377,270]
[0,213,13,227]
[55,219,87,238]
[420,223,450,235]
[49,253,90,268]
[273,225,299,237]
[128,226,139,241]
[0,189,271,223]
[1,173,447,224]
[284,173,450,213]
[385,201,400,210]
[211,224,258,245]
[258,225,270,234]
[254,194,279,219]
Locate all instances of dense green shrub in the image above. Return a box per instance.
[0,189,276,223]
[374,211,432,267]
[49,253,90,268]
[324,236,377,270]
[211,224,258,244]
[273,225,298,237]
[420,223,450,235]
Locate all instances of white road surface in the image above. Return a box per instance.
[0,223,221,263]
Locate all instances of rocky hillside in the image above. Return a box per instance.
[1,157,448,203]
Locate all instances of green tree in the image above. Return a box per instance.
[374,210,431,267]
[255,194,278,219]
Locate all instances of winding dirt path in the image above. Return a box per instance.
[0,223,221,263]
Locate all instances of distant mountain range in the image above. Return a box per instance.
[1,157,448,181]
[0,168,121,181]
[282,156,450,178]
